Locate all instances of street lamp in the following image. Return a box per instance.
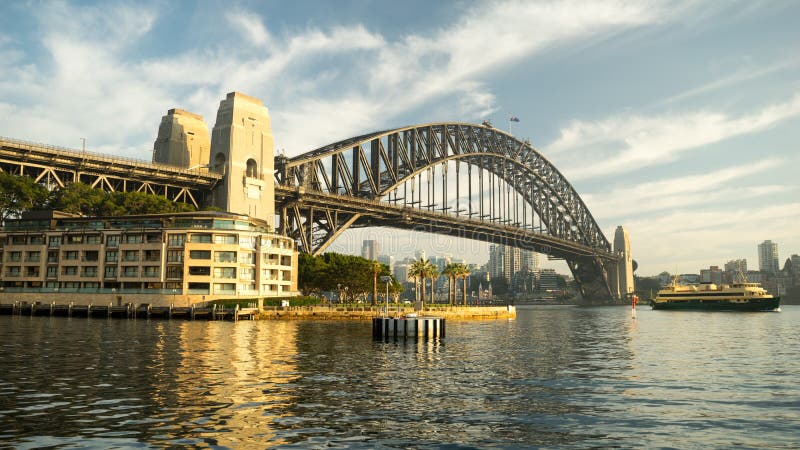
[380,275,392,317]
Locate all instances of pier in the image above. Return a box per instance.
[0,301,258,321]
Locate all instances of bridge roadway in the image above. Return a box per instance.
[0,136,221,207]
[275,186,617,262]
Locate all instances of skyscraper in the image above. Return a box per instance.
[361,240,380,261]
[758,240,779,275]
[488,245,522,283]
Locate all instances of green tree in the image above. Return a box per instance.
[454,263,471,306]
[0,172,49,222]
[409,258,439,311]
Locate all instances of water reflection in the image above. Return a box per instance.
[1,307,799,448]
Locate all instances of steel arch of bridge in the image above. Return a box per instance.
[275,122,620,302]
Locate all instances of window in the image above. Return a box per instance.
[213,283,235,293]
[167,250,183,263]
[62,266,77,276]
[167,234,186,247]
[82,267,98,277]
[189,233,212,243]
[85,235,101,244]
[145,234,161,244]
[104,267,117,278]
[144,250,160,261]
[124,234,143,244]
[239,236,256,249]
[82,282,100,289]
[143,266,160,277]
[25,267,39,277]
[26,251,40,262]
[30,236,44,245]
[63,251,78,261]
[213,152,226,173]
[166,266,183,279]
[189,250,211,260]
[281,255,292,266]
[213,267,236,279]
[239,267,255,280]
[47,251,58,263]
[214,234,237,245]
[48,236,61,248]
[239,282,256,292]
[240,252,255,264]
[66,235,83,244]
[6,267,21,277]
[122,266,138,277]
[246,158,258,177]
[123,250,139,262]
[83,251,99,262]
[214,251,236,263]
[188,266,211,276]
[105,251,118,263]
[106,235,120,247]
[11,235,26,244]
[46,267,58,278]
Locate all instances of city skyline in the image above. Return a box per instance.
[0,1,798,274]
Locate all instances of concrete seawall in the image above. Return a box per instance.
[255,305,516,320]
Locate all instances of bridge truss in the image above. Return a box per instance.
[0,136,220,208]
[275,123,620,302]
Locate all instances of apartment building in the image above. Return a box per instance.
[0,210,297,306]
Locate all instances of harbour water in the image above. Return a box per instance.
[1,306,798,448]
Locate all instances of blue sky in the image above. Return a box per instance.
[0,0,798,275]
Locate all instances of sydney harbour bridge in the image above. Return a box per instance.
[0,121,622,302]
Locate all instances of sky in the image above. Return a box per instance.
[0,0,798,275]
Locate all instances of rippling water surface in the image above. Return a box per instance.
[1,306,799,448]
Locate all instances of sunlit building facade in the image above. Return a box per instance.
[0,211,297,306]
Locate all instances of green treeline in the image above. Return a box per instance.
[0,172,196,221]
[299,252,402,303]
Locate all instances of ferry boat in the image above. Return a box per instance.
[651,275,780,311]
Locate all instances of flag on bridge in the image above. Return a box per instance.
[509,116,520,122]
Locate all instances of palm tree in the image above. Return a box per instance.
[443,263,459,305]
[457,263,471,306]
[409,258,438,312]
[370,260,382,306]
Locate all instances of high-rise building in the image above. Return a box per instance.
[700,266,723,285]
[361,240,380,260]
[609,226,634,298]
[521,250,539,271]
[488,244,522,283]
[377,254,394,272]
[758,240,779,275]
[724,259,747,273]
[414,250,426,261]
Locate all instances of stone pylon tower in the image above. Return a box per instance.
[610,225,634,298]
[209,92,275,227]
[152,109,210,169]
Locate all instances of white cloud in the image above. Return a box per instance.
[622,202,800,275]
[226,12,272,47]
[583,158,784,218]
[548,94,800,180]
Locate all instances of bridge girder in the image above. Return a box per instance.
[276,123,619,302]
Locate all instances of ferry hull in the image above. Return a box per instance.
[651,297,780,311]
